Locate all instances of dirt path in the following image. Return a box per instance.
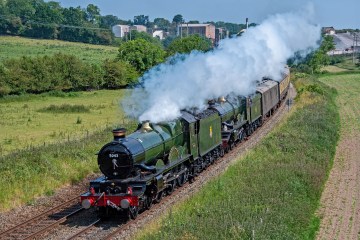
[316,74,360,240]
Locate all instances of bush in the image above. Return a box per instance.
[117,39,166,73]
[0,53,104,96]
[102,59,139,88]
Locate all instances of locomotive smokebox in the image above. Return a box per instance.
[112,128,126,141]
[141,120,152,132]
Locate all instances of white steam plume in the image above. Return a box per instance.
[122,8,321,123]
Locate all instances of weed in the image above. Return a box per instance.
[38,104,91,114]
[76,117,82,124]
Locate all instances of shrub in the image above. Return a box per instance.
[102,59,139,88]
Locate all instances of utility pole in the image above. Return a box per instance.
[353,33,358,63]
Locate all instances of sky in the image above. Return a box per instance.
[51,0,359,29]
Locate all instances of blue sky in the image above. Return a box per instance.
[51,0,359,29]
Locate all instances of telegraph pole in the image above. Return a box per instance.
[353,33,358,63]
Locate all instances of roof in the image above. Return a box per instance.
[180,111,197,123]
[256,80,278,94]
[332,33,360,50]
[179,23,214,27]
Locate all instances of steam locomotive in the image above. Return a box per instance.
[80,67,290,219]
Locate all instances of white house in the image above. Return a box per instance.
[112,25,130,38]
[153,30,164,40]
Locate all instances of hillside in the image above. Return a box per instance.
[0,36,118,65]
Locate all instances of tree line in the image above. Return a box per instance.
[0,0,250,46]
[0,34,213,97]
[0,0,124,44]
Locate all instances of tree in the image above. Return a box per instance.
[86,4,100,24]
[124,30,162,46]
[6,0,35,21]
[61,6,86,26]
[100,14,123,28]
[134,14,149,26]
[30,0,63,23]
[296,35,335,74]
[154,17,170,29]
[117,38,166,73]
[172,14,184,24]
[167,34,212,56]
[188,20,199,24]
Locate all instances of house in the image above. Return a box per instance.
[322,27,336,35]
[178,23,216,43]
[112,25,130,38]
[153,30,165,40]
[133,25,147,33]
[215,27,229,45]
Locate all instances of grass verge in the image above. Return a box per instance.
[136,75,340,240]
[0,121,137,211]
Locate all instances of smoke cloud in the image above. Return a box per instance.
[122,7,321,123]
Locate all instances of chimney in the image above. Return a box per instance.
[246,18,249,30]
[112,128,126,141]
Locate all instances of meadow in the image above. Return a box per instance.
[315,72,360,239]
[0,90,128,155]
[0,36,119,65]
[136,75,340,239]
[0,89,140,210]
[329,55,360,71]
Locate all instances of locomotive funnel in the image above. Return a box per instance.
[141,120,152,132]
[112,128,126,141]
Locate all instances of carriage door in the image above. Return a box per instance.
[189,122,199,158]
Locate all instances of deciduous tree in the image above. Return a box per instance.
[117,38,166,73]
[167,34,212,56]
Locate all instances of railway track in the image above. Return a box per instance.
[0,196,83,240]
[3,86,295,240]
[65,218,102,240]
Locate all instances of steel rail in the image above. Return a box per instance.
[65,218,102,240]
[0,196,83,239]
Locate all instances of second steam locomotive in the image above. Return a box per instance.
[81,67,290,218]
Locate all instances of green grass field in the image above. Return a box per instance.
[319,73,360,136]
[331,55,360,71]
[0,89,140,211]
[0,90,129,155]
[136,76,340,240]
[0,36,119,65]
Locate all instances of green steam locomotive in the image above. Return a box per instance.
[81,68,290,219]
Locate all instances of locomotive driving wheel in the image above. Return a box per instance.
[166,180,176,195]
[154,191,164,203]
[177,167,189,187]
[145,195,153,210]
